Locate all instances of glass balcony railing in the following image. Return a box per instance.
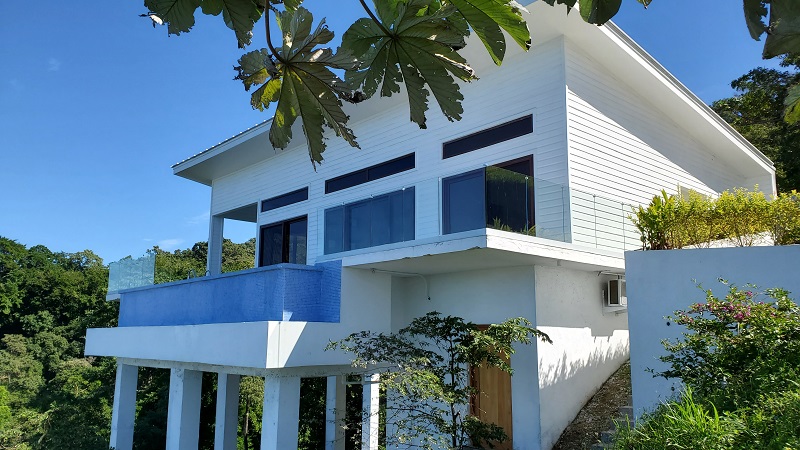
[107,253,155,296]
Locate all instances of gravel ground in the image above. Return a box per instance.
[551,360,632,450]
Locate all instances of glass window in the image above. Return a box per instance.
[443,115,533,159]
[258,217,307,266]
[443,170,486,234]
[324,188,416,254]
[324,206,344,254]
[261,188,308,212]
[325,154,415,194]
[442,156,534,235]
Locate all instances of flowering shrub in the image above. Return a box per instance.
[613,283,800,449]
[659,282,800,411]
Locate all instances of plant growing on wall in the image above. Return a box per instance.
[630,187,800,250]
[327,311,551,449]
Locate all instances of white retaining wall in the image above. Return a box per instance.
[626,246,800,418]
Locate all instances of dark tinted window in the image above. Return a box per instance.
[325,154,415,194]
[261,188,309,212]
[443,116,533,159]
[258,217,307,266]
[324,188,415,254]
[442,170,486,234]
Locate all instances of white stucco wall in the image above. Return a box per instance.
[388,264,629,450]
[534,265,629,450]
[389,266,542,450]
[626,246,800,418]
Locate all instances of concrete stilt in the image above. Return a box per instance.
[261,376,301,450]
[166,368,203,450]
[214,373,240,450]
[362,373,380,450]
[109,362,138,450]
[325,375,346,450]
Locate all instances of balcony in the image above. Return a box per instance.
[110,261,341,327]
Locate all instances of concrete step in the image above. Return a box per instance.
[600,429,616,443]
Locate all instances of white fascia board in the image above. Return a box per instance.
[85,322,272,368]
[338,229,625,274]
[85,321,363,370]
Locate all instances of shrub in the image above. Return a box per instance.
[613,284,800,449]
[714,188,770,247]
[630,187,800,249]
[629,190,681,250]
[659,283,800,410]
[768,191,800,245]
[612,388,743,450]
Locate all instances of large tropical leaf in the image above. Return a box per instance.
[541,0,577,11]
[784,83,800,123]
[743,0,769,40]
[144,0,263,47]
[200,0,263,47]
[235,7,359,166]
[446,0,531,65]
[343,0,477,130]
[144,0,202,35]
[578,0,622,25]
[764,0,800,58]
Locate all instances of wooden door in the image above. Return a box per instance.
[470,360,513,449]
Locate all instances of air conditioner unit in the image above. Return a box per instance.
[607,279,627,307]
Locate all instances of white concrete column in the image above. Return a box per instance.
[362,373,380,450]
[207,214,224,276]
[261,376,301,450]
[109,362,138,450]
[214,373,240,450]
[325,375,346,450]
[166,368,203,450]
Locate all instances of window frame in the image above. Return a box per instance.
[261,187,309,213]
[258,215,308,267]
[442,115,533,159]
[325,153,415,194]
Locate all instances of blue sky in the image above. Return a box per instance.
[0,1,783,264]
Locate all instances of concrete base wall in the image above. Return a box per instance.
[626,246,800,417]
[389,264,629,450]
[535,265,629,450]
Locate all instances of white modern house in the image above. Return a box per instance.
[85,2,776,450]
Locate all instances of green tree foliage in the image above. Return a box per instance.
[0,236,258,449]
[152,238,256,283]
[139,0,800,166]
[328,312,551,450]
[712,56,800,192]
[0,237,117,449]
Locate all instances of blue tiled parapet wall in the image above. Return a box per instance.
[117,261,342,327]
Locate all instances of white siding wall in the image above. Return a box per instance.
[209,36,570,264]
[535,265,629,450]
[564,39,746,251]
